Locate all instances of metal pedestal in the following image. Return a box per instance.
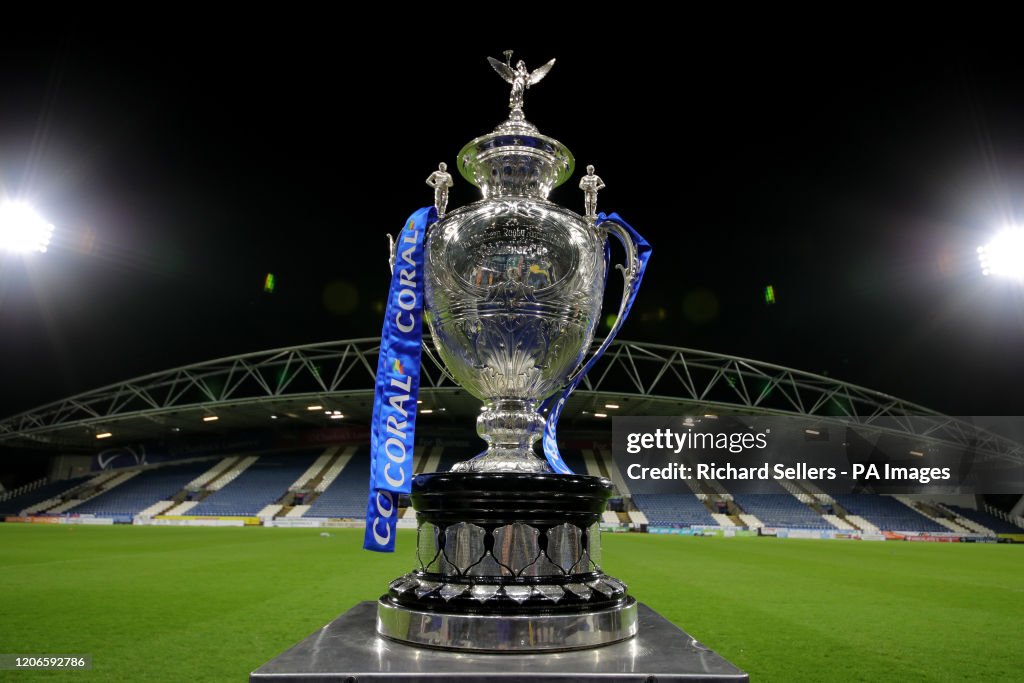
[250,601,748,682]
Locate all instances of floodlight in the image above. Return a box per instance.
[0,201,54,253]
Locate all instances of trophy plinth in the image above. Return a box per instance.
[377,472,637,651]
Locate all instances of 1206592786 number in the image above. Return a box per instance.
[0,655,91,670]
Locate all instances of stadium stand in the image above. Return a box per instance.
[890,496,972,534]
[945,505,1022,534]
[186,456,238,489]
[164,501,198,515]
[138,500,175,517]
[738,513,763,529]
[418,447,442,474]
[631,493,718,527]
[313,447,357,493]
[581,449,604,477]
[732,485,832,529]
[306,448,371,518]
[711,512,734,527]
[597,447,632,496]
[845,514,880,532]
[0,476,88,516]
[206,455,259,491]
[188,451,320,516]
[68,462,211,516]
[823,514,856,530]
[834,494,947,532]
[0,476,47,502]
[931,517,975,534]
[627,510,648,528]
[288,447,337,490]
[257,504,283,519]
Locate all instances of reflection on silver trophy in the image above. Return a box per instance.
[424,52,641,474]
[375,52,648,653]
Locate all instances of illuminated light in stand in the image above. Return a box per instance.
[202,415,219,422]
[270,415,278,420]
[0,202,55,253]
[805,429,820,436]
[978,228,1024,281]
[594,413,608,418]
[95,432,113,439]
[604,404,620,409]
[420,409,434,414]
[910,450,925,457]
[330,414,345,420]
[307,405,323,411]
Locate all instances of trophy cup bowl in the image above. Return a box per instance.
[377,57,639,653]
[425,194,604,473]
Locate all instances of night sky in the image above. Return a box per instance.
[2,34,1024,419]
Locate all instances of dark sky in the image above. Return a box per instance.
[2,33,1024,418]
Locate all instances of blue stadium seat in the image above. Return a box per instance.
[732,482,831,529]
[69,462,212,516]
[189,450,321,517]
[947,505,1022,533]
[0,476,88,516]
[834,494,947,532]
[631,493,717,527]
[306,448,371,518]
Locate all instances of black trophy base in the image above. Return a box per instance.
[250,601,749,682]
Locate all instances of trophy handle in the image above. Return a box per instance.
[421,341,459,385]
[564,219,641,387]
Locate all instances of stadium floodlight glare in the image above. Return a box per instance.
[0,201,55,253]
[978,228,1024,281]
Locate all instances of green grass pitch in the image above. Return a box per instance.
[0,526,1019,681]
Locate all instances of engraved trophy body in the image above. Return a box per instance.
[377,53,641,652]
[427,122,603,474]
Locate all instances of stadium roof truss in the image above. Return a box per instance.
[1,338,1021,463]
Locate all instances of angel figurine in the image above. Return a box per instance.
[487,50,556,115]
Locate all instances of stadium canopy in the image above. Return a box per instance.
[0,338,1021,464]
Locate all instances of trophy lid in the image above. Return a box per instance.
[456,53,575,200]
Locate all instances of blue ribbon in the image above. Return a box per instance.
[364,206,435,552]
[541,212,652,474]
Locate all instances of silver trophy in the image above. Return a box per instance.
[377,52,643,652]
